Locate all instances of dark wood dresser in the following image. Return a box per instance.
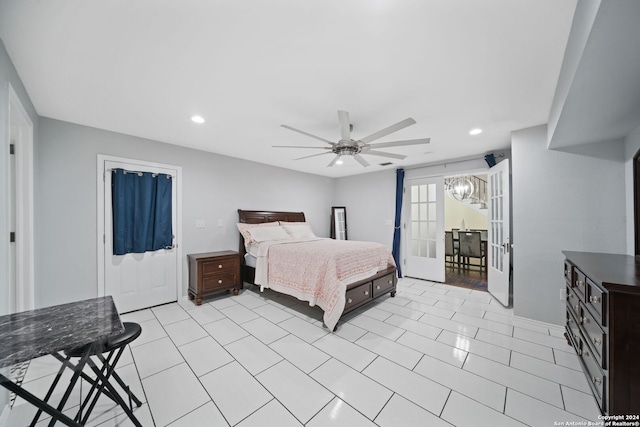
[188,250,242,305]
[563,251,640,415]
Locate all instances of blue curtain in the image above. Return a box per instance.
[112,168,173,255]
[392,168,404,277]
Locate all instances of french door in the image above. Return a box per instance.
[488,159,511,306]
[98,156,181,313]
[403,176,445,282]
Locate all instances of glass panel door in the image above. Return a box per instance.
[404,176,445,282]
[488,159,511,306]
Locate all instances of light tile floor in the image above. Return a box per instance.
[6,278,602,426]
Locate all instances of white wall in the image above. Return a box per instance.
[511,125,626,325]
[444,196,488,231]
[35,118,334,307]
[624,124,640,255]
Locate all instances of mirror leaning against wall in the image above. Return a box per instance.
[331,206,347,240]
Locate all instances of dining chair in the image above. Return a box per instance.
[445,231,458,267]
[458,231,486,272]
[451,228,460,251]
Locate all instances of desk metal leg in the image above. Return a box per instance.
[0,373,82,427]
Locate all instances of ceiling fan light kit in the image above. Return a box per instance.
[275,110,431,167]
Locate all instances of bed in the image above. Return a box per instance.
[237,209,397,331]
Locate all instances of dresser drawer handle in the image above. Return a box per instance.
[388,279,393,285]
[574,304,579,312]
[567,317,573,323]
[577,280,584,287]
[364,290,369,296]
[347,298,353,304]
[581,317,590,324]
[592,376,602,385]
[583,349,590,357]
[592,337,601,346]
[218,279,223,284]
[218,264,223,269]
[589,295,601,304]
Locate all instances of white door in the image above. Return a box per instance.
[102,158,179,313]
[403,176,445,282]
[488,159,511,306]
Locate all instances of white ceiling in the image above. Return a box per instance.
[0,0,576,178]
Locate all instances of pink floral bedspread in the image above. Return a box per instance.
[254,238,396,330]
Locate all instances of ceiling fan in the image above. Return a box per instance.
[274,110,431,167]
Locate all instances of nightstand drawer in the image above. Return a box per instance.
[203,273,239,291]
[202,257,237,275]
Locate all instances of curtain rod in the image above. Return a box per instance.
[107,168,173,178]
[402,153,505,171]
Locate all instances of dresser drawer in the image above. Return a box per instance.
[581,307,606,368]
[586,279,606,325]
[579,333,606,411]
[574,269,587,302]
[345,282,372,309]
[202,257,238,275]
[564,260,573,286]
[372,273,395,297]
[203,273,239,292]
[567,286,580,320]
[566,308,580,346]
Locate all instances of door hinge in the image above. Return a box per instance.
[10,144,15,155]
[403,259,406,265]
[10,232,15,243]
[403,223,406,229]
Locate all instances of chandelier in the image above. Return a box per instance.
[448,176,475,202]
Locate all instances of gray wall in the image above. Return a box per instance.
[35,118,334,307]
[624,124,640,255]
[511,125,626,324]
[0,38,38,421]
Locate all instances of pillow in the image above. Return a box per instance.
[237,222,279,245]
[248,225,291,242]
[282,223,317,239]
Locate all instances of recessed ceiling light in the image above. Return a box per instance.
[336,159,344,165]
[469,128,482,135]
[191,115,205,124]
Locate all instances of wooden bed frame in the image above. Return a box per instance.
[237,209,397,329]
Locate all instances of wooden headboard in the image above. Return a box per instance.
[237,209,306,258]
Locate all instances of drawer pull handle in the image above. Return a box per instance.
[574,304,579,312]
[583,317,590,324]
[218,279,223,284]
[593,337,601,346]
[592,377,602,386]
[376,285,381,290]
[347,298,353,304]
[567,317,573,323]
[583,349,590,357]
[218,264,223,269]
[364,291,369,296]
[589,295,601,304]
[577,280,584,287]
[388,280,392,285]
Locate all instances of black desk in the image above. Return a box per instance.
[0,296,126,426]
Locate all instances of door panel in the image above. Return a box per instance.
[404,176,445,282]
[488,159,511,306]
[104,160,178,313]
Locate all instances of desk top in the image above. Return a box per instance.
[0,296,123,368]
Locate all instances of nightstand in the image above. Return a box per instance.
[187,250,242,305]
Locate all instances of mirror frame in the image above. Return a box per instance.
[330,206,348,240]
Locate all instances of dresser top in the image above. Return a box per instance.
[0,296,123,368]
[563,251,640,292]
[188,250,238,261]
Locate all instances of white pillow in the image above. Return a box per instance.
[237,221,278,244]
[249,226,291,242]
[282,223,316,239]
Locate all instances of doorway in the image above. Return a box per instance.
[97,155,183,313]
[8,84,34,313]
[443,173,489,291]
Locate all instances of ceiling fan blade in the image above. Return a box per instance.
[294,151,333,160]
[327,155,341,167]
[272,145,332,149]
[338,110,351,141]
[367,138,431,149]
[362,150,407,160]
[354,154,370,167]
[359,118,416,144]
[281,125,335,146]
